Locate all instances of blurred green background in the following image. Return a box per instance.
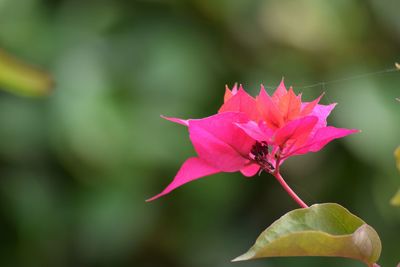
[0,0,399,266]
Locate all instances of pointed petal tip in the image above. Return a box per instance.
[315,92,325,102]
[232,83,238,94]
[258,84,268,95]
[279,77,286,85]
[161,115,189,126]
[225,83,238,91]
[145,194,162,202]
[145,197,154,202]
[272,78,288,98]
[160,114,173,122]
[224,83,239,102]
[235,85,255,99]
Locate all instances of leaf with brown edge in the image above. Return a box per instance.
[233,203,381,267]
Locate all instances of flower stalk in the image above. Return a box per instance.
[272,171,308,208]
[272,152,308,208]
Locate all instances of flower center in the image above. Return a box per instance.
[250,141,275,172]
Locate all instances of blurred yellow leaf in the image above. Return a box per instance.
[391,147,400,206]
[391,190,400,206]
[0,49,54,97]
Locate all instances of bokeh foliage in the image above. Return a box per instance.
[0,49,53,96]
[0,0,399,267]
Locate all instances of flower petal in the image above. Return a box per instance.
[146,157,220,201]
[224,83,238,102]
[161,115,189,126]
[309,103,337,129]
[235,121,274,142]
[257,85,284,129]
[278,87,302,121]
[240,163,260,177]
[274,116,318,148]
[301,93,324,116]
[272,78,288,102]
[219,86,259,121]
[189,112,255,171]
[291,126,359,156]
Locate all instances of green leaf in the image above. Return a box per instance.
[0,49,53,97]
[233,203,381,267]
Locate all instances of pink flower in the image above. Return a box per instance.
[147,80,358,203]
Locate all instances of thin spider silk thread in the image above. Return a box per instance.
[263,64,400,91]
[297,67,398,90]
